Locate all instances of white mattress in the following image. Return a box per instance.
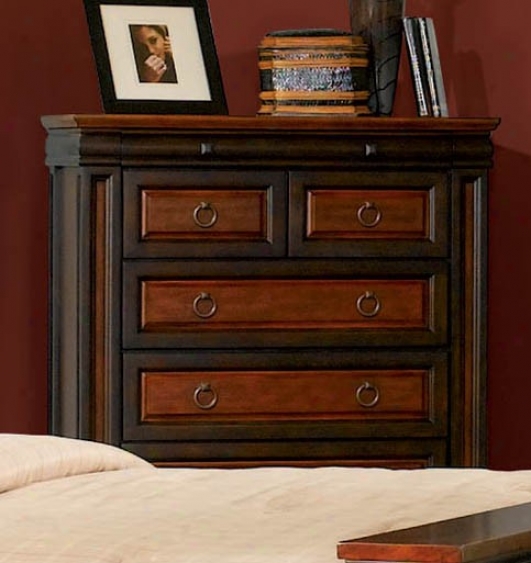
[2,434,531,563]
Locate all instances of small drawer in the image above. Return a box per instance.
[124,263,447,348]
[123,169,286,258]
[122,350,448,444]
[289,171,448,257]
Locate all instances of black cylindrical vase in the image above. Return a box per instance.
[349,0,405,116]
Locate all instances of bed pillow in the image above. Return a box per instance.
[0,433,153,493]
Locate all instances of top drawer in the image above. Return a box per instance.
[289,171,449,257]
[123,169,448,259]
[123,170,286,258]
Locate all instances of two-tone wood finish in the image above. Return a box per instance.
[43,115,499,467]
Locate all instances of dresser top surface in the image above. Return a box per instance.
[41,114,500,134]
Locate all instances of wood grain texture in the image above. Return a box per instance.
[41,114,499,132]
[338,502,531,563]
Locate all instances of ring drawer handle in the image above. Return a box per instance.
[356,291,381,318]
[357,202,382,228]
[193,202,218,228]
[193,382,218,410]
[355,381,380,408]
[192,292,218,319]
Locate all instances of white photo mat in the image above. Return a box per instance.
[100,5,212,101]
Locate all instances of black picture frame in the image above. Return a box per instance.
[83,0,227,114]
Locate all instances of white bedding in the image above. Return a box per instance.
[2,434,531,563]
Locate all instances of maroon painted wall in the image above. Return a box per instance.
[0,0,528,469]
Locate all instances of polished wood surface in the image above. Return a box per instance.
[41,114,500,132]
[338,502,531,563]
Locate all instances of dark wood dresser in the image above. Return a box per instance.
[42,114,499,468]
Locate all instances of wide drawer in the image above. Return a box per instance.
[123,350,448,442]
[122,260,448,349]
[289,171,448,257]
[141,370,431,421]
[123,170,286,258]
[142,279,428,328]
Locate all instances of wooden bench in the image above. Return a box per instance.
[338,502,531,563]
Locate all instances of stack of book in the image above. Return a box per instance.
[403,16,448,117]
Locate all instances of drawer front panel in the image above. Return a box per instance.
[142,189,267,239]
[123,170,286,258]
[141,370,431,422]
[141,279,430,330]
[308,189,428,238]
[123,261,447,348]
[290,171,448,257]
[123,350,447,442]
[119,132,454,165]
[151,458,437,469]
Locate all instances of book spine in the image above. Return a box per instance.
[402,17,431,117]
[424,17,449,117]
[418,17,441,117]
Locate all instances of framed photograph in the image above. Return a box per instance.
[83,0,228,114]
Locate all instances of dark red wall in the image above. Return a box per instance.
[1,0,528,469]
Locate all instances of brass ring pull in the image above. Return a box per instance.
[192,292,217,319]
[193,202,218,228]
[355,381,380,408]
[357,202,382,228]
[356,291,381,318]
[193,383,218,410]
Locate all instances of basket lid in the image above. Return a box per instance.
[265,28,351,37]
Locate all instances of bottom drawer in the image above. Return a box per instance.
[123,439,448,469]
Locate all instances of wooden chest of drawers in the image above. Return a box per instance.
[43,114,499,468]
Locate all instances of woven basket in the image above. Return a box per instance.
[258,29,372,116]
